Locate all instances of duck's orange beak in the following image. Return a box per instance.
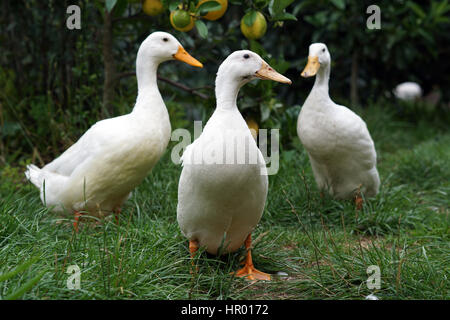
[301,56,320,78]
[255,61,292,84]
[173,46,203,68]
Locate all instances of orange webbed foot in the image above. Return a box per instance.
[235,263,271,281]
[232,234,271,281]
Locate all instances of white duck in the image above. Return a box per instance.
[25,32,203,230]
[297,43,380,205]
[177,50,291,281]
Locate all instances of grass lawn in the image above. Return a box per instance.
[0,104,448,300]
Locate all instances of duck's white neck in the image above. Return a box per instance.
[215,73,244,110]
[133,55,163,113]
[311,63,330,98]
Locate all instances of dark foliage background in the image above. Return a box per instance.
[1,0,449,165]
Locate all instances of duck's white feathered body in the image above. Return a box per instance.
[177,108,268,254]
[26,89,170,215]
[25,32,202,216]
[298,93,379,198]
[177,50,293,256]
[297,43,379,199]
[177,50,290,280]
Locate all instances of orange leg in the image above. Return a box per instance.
[234,234,271,281]
[355,194,363,210]
[114,208,121,224]
[354,184,364,211]
[189,240,199,274]
[73,211,83,232]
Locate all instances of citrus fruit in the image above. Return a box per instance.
[240,11,267,40]
[170,10,195,32]
[197,0,228,21]
[142,0,164,16]
[246,118,259,140]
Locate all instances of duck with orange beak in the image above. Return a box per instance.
[177,50,291,281]
[25,32,203,231]
[297,43,380,207]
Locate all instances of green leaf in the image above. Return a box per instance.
[269,0,297,21]
[195,20,208,38]
[407,2,426,19]
[269,57,290,73]
[272,12,297,21]
[330,0,345,10]
[436,16,450,24]
[292,1,308,16]
[254,0,270,10]
[269,0,295,16]
[196,1,222,16]
[260,102,271,122]
[168,1,179,11]
[105,0,118,12]
[417,29,435,45]
[436,0,450,16]
[189,1,196,12]
[243,10,258,27]
[249,39,265,56]
[113,0,128,17]
[162,0,178,9]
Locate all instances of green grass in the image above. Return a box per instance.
[0,105,449,300]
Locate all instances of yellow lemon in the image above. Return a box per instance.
[142,0,164,16]
[197,0,228,21]
[246,118,259,140]
[170,10,195,32]
[240,11,267,40]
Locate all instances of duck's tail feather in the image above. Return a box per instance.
[25,164,44,188]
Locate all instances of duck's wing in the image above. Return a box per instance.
[335,105,377,166]
[43,116,126,176]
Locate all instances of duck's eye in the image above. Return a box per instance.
[163,37,168,42]
[322,48,326,52]
[244,54,250,59]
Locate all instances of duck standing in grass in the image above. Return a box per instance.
[25,32,203,230]
[297,43,380,206]
[177,50,291,281]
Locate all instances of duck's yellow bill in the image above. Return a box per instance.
[173,46,203,68]
[301,56,320,78]
[255,62,292,84]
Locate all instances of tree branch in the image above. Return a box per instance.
[115,72,211,100]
